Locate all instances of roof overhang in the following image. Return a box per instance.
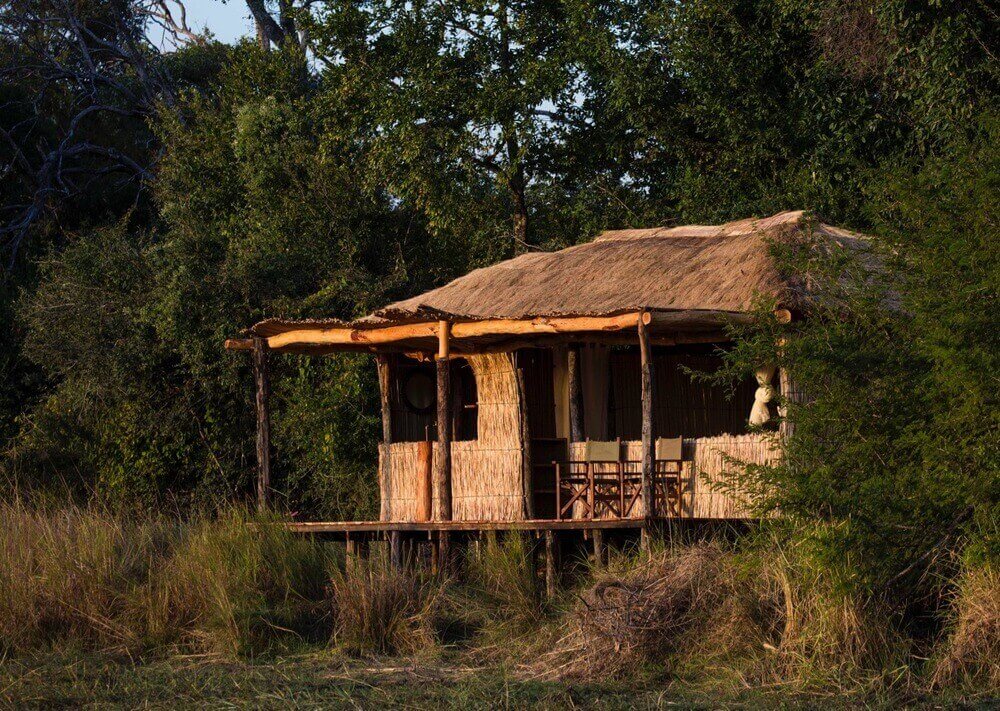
[224,308,786,356]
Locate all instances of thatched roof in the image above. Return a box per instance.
[252,211,869,341]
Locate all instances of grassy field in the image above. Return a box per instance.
[3,651,995,710]
[1,504,996,709]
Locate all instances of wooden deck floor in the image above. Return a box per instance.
[283,517,749,536]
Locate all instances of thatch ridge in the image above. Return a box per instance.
[251,210,871,337]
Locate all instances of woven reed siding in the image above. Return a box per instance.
[379,442,425,521]
[451,352,525,521]
[565,435,777,520]
[685,434,779,518]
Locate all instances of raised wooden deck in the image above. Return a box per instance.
[283,517,750,537]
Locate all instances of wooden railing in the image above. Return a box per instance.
[553,459,685,520]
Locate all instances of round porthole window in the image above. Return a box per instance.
[402,370,435,414]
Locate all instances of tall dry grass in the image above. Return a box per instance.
[144,509,337,656]
[0,501,336,657]
[932,562,999,689]
[330,552,442,656]
[2,501,997,698]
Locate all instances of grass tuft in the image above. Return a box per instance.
[330,551,442,657]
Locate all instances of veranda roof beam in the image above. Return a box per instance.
[226,312,654,353]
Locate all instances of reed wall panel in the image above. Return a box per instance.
[379,441,427,521]
[451,353,525,521]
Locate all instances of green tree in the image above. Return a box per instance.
[716,115,999,588]
[12,45,438,516]
[308,0,642,256]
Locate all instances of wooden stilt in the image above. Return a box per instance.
[592,529,604,569]
[545,530,557,600]
[376,354,393,521]
[345,534,356,559]
[252,336,271,511]
[438,531,451,575]
[390,530,403,570]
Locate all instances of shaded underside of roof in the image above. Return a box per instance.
[250,210,870,342]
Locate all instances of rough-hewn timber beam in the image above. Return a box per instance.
[251,312,652,351]
[225,309,786,355]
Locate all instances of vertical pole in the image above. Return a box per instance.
[434,321,452,522]
[587,461,595,520]
[638,311,655,552]
[376,354,393,521]
[568,346,584,443]
[416,440,433,522]
[545,530,557,600]
[593,529,604,570]
[438,531,451,576]
[252,336,271,511]
[555,462,562,520]
[390,530,403,570]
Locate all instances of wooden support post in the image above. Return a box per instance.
[516,363,534,519]
[568,346,584,443]
[528,532,540,599]
[376,354,393,521]
[592,529,604,569]
[638,311,655,552]
[390,530,403,570]
[252,336,271,511]
[417,440,433,522]
[438,531,451,576]
[345,534,356,560]
[545,530,557,600]
[433,321,452,521]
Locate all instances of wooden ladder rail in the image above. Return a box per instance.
[587,461,595,521]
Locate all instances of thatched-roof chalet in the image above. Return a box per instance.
[227,210,869,533]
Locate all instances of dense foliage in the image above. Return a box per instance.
[716,116,999,589]
[1,0,997,588]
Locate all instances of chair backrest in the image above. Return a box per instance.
[583,440,620,462]
[656,437,683,461]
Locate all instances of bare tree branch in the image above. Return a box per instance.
[0,0,180,266]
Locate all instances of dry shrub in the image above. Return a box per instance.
[330,553,441,656]
[536,543,745,679]
[577,544,724,669]
[932,563,1000,689]
[536,540,909,690]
